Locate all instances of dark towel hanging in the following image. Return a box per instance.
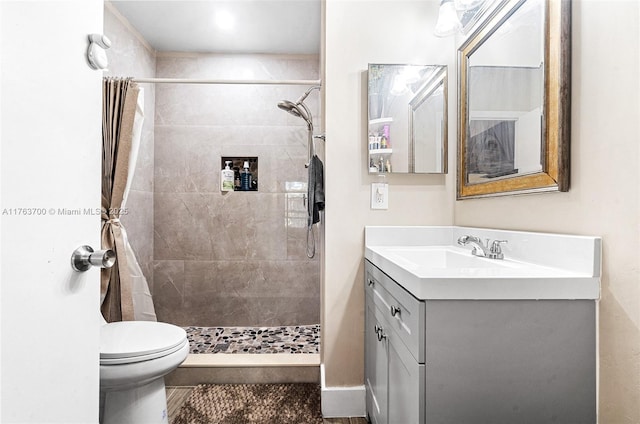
[307,154,324,226]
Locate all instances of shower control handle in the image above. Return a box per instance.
[71,245,116,272]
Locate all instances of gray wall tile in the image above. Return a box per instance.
[153,53,320,327]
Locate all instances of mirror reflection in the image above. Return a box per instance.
[466,0,543,184]
[368,64,447,174]
[410,67,447,173]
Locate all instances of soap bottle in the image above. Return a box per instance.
[234,167,241,189]
[382,124,390,149]
[241,161,252,191]
[221,161,234,192]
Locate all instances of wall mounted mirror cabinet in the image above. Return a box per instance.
[457,0,570,198]
[368,64,448,174]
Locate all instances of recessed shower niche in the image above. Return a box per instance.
[221,157,258,191]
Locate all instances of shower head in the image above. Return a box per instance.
[277,99,313,128]
[277,100,303,118]
[277,85,320,129]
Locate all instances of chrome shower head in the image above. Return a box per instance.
[277,99,313,128]
[277,85,320,128]
[277,100,303,118]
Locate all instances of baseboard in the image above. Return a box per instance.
[320,364,366,418]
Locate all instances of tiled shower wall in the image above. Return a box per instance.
[104,5,156,292]
[152,54,321,327]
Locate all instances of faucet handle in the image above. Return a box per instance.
[489,240,508,259]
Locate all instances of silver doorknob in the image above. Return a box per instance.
[71,245,116,272]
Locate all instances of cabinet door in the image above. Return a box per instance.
[366,296,388,424]
[387,320,425,424]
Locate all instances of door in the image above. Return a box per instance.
[1,1,103,422]
[365,296,388,424]
[387,329,424,424]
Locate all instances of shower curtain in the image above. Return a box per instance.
[101,77,157,322]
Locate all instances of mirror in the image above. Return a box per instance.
[368,64,448,174]
[458,0,500,34]
[458,0,570,198]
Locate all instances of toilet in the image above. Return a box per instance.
[99,319,189,424]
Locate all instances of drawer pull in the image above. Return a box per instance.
[368,279,375,287]
[390,305,401,317]
[374,325,386,341]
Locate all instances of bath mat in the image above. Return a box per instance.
[171,383,323,424]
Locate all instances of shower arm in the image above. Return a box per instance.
[297,85,321,104]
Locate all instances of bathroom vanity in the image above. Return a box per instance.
[364,226,601,424]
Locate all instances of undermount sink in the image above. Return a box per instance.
[364,226,601,300]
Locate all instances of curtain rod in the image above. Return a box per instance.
[131,77,322,86]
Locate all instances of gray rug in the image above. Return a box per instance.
[171,383,323,424]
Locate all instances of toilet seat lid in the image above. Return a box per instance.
[100,321,187,361]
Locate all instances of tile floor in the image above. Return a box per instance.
[185,324,320,354]
[166,386,368,424]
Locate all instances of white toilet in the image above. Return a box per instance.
[99,319,189,424]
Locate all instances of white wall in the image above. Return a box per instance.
[0,1,103,422]
[323,0,455,403]
[455,1,640,422]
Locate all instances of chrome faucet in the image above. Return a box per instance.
[457,235,508,259]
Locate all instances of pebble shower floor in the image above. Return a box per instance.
[184,325,320,354]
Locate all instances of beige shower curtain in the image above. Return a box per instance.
[101,77,156,322]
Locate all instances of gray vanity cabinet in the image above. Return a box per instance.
[365,261,425,424]
[364,259,597,424]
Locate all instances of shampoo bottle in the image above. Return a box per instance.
[221,161,234,191]
[382,125,390,148]
[241,161,252,191]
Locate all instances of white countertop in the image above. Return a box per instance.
[365,226,601,300]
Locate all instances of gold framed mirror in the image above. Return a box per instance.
[457,0,570,199]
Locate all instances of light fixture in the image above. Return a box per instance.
[401,66,421,84]
[215,10,235,31]
[390,74,409,96]
[434,0,462,37]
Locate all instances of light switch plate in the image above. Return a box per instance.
[371,183,388,209]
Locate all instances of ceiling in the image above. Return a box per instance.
[110,0,321,54]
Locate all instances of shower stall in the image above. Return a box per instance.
[141,55,322,356]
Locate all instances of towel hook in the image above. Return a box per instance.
[87,34,111,70]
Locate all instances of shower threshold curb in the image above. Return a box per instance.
[180,353,321,368]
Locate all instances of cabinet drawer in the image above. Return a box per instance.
[366,260,425,363]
